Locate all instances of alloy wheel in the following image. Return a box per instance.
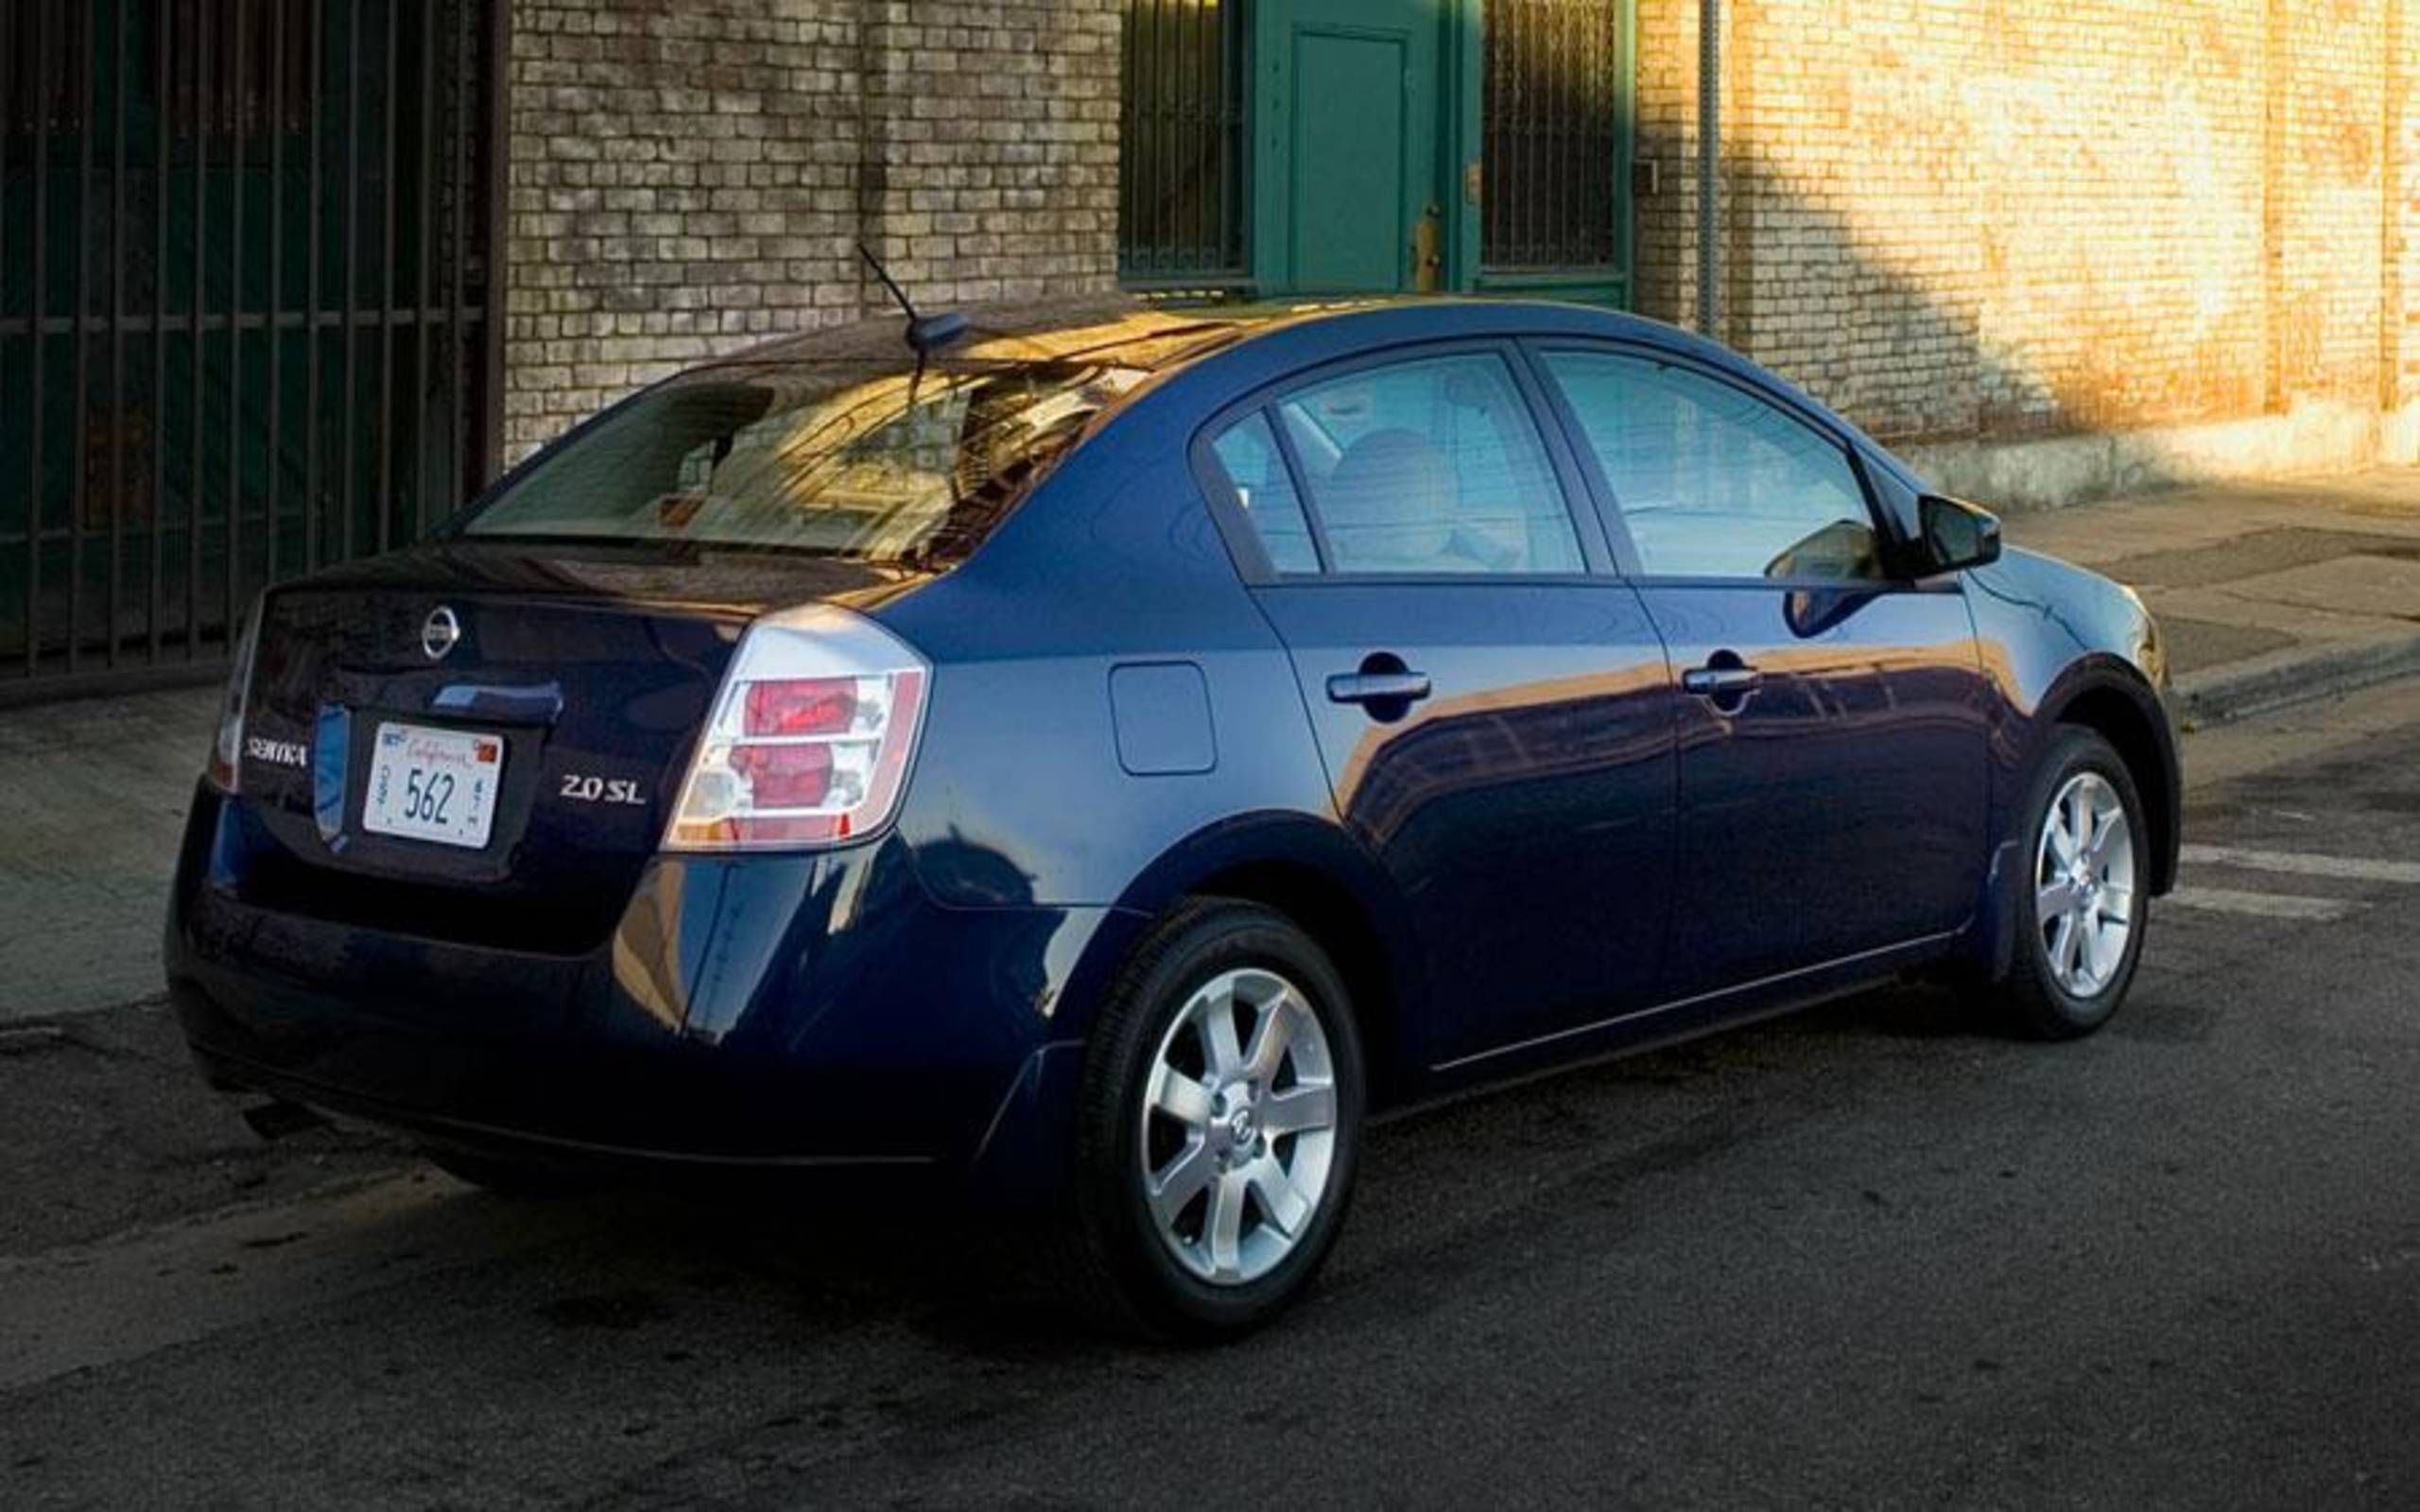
[1137,967,1340,1286]
[2034,770,2137,996]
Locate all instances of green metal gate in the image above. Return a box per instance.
[1,0,503,699]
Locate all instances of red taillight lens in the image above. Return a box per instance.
[744,678,857,737]
[729,742,834,809]
[665,607,930,853]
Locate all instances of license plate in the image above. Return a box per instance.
[362,722,505,850]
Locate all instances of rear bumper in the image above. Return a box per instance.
[167,785,1126,1201]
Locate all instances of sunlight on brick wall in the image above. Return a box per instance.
[1635,0,2413,463]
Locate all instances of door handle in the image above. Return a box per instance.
[1327,670,1433,707]
[1682,661,1764,704]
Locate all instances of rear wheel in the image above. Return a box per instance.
[1996,728,2149,1040]
[1067,900,1364,1341]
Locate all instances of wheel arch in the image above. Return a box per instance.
[1070,813,1427,1109]
[2039,662,2180,897]
[1968,657,2180,987]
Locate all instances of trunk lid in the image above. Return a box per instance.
[229,540,921,953]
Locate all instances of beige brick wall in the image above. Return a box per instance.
[855,2,1123,308]
[500,0,1120,462]
[2393,0,2420,454]
[1631,0,1703,329]
[1634,0,2413,479]
[499,1,2408,486]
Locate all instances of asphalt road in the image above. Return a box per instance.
[8,685,2420,1509]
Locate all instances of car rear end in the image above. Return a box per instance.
[166,303,1227,1183]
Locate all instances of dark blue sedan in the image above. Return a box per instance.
[168,297,2180,1337]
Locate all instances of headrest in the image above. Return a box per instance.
[1323,428,1458,530]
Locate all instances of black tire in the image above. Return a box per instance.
[1064,898,1365,1342]
[1996,727,2151,1040]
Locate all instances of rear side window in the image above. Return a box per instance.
[1543,351,1883,581]
[1250,353,1582,576]
[1209,413,1321,574]
[460,358,1150,569]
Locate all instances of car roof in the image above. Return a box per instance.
[711,295,1254,373]
[700,293,1910,490]
[712,293,1718,378]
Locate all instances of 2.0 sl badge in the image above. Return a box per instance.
[560,774,648,807]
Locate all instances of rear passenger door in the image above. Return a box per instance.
[1200,344,1681,1068]
[1533,345,1993,997]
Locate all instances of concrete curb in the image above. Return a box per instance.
[2173,629,2420,727]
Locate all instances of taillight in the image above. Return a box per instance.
[204,600,262,794]
[665,606,929,851]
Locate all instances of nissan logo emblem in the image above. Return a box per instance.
[421,607,462,662]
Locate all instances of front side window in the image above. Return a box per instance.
[1270,353,1582,576]
[1544,351,1883,581]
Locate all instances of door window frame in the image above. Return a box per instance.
[1191,337,1619,586]
[1520,338,1930,590]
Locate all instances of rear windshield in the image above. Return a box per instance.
[458,338,1180,568]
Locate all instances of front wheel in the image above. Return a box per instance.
[1996,727,2151,1040]
[1066,899,1364,1341]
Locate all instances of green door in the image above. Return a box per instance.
[1116,0,1634,304]
[1254,0,1444,295]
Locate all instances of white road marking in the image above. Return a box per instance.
[2180,844,2420,886]
[2163,886,2360,922]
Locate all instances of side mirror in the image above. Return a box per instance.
[1913,493,2001,575]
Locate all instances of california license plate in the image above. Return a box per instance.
[362,722,505,850]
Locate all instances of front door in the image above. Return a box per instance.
[1256,0,1444,294]
[1534,346,1994,996]
[1202,344,1679,1065]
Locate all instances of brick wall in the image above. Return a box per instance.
[500,0,1120,462]
[1634,0,2414,488]
[1631,0,1703,330]
[2394,0,2420,456]
[497,1,2408,490]
[855,2,1123,308]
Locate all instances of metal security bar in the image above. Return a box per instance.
[1482,0,1622,273]
[0,0,501,697]
[1117,0,1247,286]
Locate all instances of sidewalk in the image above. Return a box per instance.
[3,464,2415,1025]
[2003,465,2420,725]
[0,684,217,1022]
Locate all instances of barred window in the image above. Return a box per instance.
[1482,0,1624,272]
[1117,0,1248,284]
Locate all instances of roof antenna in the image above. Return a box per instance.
[857,243,969,356]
